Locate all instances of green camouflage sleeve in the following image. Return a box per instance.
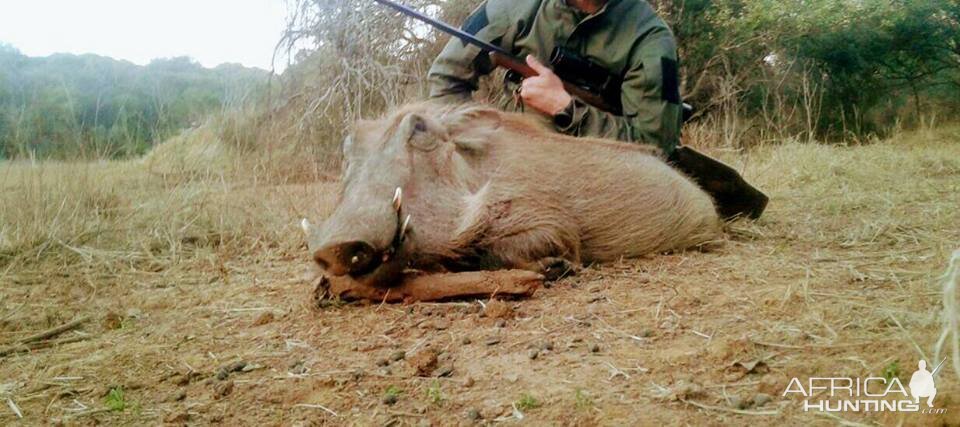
[427,0,516,103]
[556,34,682,154]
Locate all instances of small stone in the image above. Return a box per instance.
[466,409,481,420]
[376,358,390,367]
[429,319,451,330]
[480,401,507,419]
[241,363,262,372]
[495,319,506,328]
[289,360,307,375]
[125,381,145,390]
[214,380,234,399]
[590,344,601,353]
[752,393,773,407]
[435,366,454,377]
[103,312,123,330]
[539,341,554,351]
[174,371,201,386]
[164,411,190,423]
[484,337,501,346]
[482,300,513,319]
[409,349,439,377]
[216,361,247,380]
[462,377,475,388]
[169,390,186,402]
[251,312,274,326]
[390,351,406,361]
[382,394,398,405]
[728,395,749,410]
[528,349,540,360]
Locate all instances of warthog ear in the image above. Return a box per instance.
[443,106,501,153]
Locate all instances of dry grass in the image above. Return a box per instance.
[0,124,958,425]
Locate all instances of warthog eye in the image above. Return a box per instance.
[406,114,439,151]
[413,117,427,133]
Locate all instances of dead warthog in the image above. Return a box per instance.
[302,103,720,287]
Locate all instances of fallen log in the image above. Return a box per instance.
[312,270,544,304]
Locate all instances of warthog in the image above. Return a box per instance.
[302,102,721,287]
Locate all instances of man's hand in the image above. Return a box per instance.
[520,55,572,116]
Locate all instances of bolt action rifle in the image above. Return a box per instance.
[373,0,768,219]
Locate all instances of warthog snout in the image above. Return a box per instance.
[312,240,379,276]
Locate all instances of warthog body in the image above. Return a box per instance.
[304,103,720,286]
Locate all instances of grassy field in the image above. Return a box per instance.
[0,124,958,425]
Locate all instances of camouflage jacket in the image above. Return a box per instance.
[428,0,681,153]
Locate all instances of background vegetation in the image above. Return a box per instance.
[1,0,956,166]
[0,45,268,159]
[268,0,960,159]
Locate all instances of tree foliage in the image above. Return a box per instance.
[0,45,268,159]
[655,0,960,139]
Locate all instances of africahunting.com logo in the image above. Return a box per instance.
[783,359,947,414]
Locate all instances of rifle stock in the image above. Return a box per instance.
[489,52,621,115]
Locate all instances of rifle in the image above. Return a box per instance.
[372,0,621,113]
[373,0,768,219]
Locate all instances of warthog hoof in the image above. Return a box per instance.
[537,257,577,281]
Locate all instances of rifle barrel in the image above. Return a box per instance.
[372,0,514,58]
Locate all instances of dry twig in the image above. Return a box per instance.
[18,315,91,344]
[681,398,779,416]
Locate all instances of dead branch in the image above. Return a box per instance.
[18,315,91,344]
[312,270,543,304]
[0,335,90,358]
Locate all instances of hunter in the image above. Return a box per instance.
[428,0,682,154]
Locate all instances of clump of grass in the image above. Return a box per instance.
[382,385,402,405]
[0,157,323,275]
[574,388,594,411]
[515,393,541,411]
[935,249,960,380]
[104,387,126,412]
[426,380,444,406]
[882,360,900,382]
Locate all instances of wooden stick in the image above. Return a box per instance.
[681,398,779,416]
[0,335,90,358]
[314,270,543,304]
[6,397,22,419]
[292,403,339,417]
[18,316,91,344]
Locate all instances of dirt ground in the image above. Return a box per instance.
[2,128,960,426]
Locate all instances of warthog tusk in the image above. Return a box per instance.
[300,218,312,234]
[400,214,411,237]
[392,187,402,212]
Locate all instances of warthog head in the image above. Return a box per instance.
[301,104,498,287]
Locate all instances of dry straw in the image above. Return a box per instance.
[934,249,960,379]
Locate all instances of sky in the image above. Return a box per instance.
[0,0,290,71]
